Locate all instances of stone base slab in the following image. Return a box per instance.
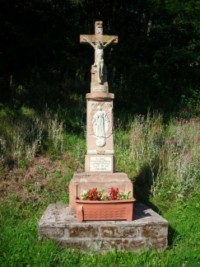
[69,172,133,213]
[38,202,168,252]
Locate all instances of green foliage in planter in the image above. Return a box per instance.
[80,187,132,201]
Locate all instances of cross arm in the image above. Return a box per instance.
[80,35,118,44]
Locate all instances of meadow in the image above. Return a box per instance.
[0,106,200,267]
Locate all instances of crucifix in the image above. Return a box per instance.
[80,21,118,89]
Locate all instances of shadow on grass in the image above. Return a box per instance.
[133,163,177,247]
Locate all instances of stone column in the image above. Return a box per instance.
[85,92,115,173]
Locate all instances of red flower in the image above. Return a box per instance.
[109,187,119,200]
[87,188,100,200]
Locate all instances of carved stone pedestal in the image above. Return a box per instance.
[69,172,133,214]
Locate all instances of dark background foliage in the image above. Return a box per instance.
[0,0,200,114]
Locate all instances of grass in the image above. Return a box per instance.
[1,199,200,266]
[0,106,200,266]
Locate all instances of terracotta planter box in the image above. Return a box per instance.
[76,199,135,222]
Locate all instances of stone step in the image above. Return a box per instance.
[38,202,168,252]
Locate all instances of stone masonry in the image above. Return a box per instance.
[38,202,168,252]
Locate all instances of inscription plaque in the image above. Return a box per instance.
[92,85,108,92]
[90,156,112,172]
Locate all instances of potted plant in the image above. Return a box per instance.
[76,187,135,222]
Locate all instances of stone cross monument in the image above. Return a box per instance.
[69,21,133,212]
[38,21,168,252]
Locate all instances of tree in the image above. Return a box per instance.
[0,0,199,114]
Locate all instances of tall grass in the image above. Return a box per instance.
[11,117,43,164]
[153,117,200,204]
[115,113,200,207]
[0,107,66,169]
